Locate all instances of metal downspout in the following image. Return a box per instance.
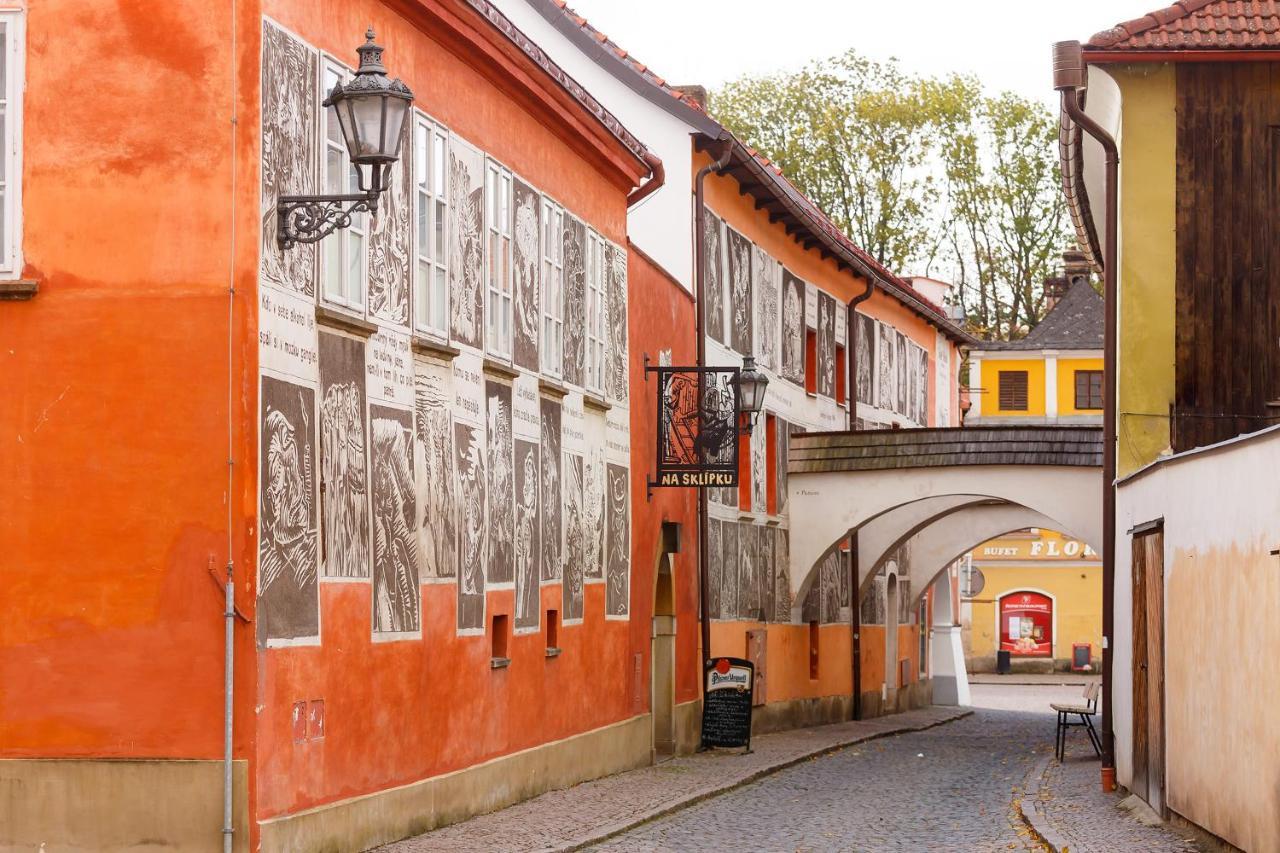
[225,2,239,847]
[693,140,733,740]
[1054,41,1119,782]
[845,282,872,720]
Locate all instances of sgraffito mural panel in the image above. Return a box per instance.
[781,269,806,385]
[708,518,723,619]
[759,526,776,623]
[728,227,753,356]
[739,522,760,619]
[754,245,778,370]
[584,445,605,582]
[605,462,630,617]
[896,331,908,416]
[605,243,629,404]
[259,375,320,645]
[449,139,485,349]
[562,216,587,386]
[774,528,791,622]
[818,292,836,399]
[539,398,562,582]
[856,313,875,407]
[877,322,895,413]
[751,419,766,512]
[514,438,540,632]
[486,380,515,585]
[454,420,486,632]
[414,358,456,580]
[368,120,412,326]
[562,452,585,621]
[513,177,541,372]
[721,521,739,620]
[370,405,419,635]
[704,212,726,344]
[260,21,317,298]
[319,332,369,579]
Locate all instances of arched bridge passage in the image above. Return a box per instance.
[787,426,1103,601]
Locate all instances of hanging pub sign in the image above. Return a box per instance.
[649,365,740,489]
[701,656,755,749]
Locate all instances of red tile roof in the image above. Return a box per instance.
[1087,0,1280,51]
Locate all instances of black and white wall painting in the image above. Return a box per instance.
[758,526,775,623]
[721,521,739,619]
[728,227,753,356]
[512,177,541,372]
[605,243,628,404]
[753,245,779,370]
[584,448,605,582]
[486,381,514,585]
[449,139,485,349]
[319,332,369,579]
[877,322,895,413]
[514,438,541,632]
[856,314,875,406]
[368,120,412,327]
[371,405,420,635]
[775,417,791,515]
[454,421,486,632]
[562,216,587,386]
[414,359,456,580]
[750,420,766,512]
[605,462,630,617]
[539,398,562,582]
[936,335,950,426]
[707,519,723,619]
[820,548,844,624]
[917,346,930,425]
[259,375,320,645]
[817,292,836,399]
[906,341,919,424]
[896,331,908,416]
[260,21,317,298]
[860,574,886,626]
[739,523,759,619]
[562,452,585,621]
[774,528,791,622]
[781,269,806,385]
[704,212,726,345]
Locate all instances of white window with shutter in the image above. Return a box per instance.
[320,58,367,311]
[0,12,24,278]
[540,196,564,377]
[585,230,607,394]
[485,160,513,358]
[412,113,449,337]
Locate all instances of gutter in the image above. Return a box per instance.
[1054,40,1119,788]
[627,148,665,208]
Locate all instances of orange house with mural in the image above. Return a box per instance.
[0,1,697,850]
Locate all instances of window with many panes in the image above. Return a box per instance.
[1074,369,1103,410]
[413,113,449,337]
[485,160,513,358]
[0,13,22,277]
[998,370,1029,411]
[541,197,564,377]
[321,59,366,311]
[585,231,606,394]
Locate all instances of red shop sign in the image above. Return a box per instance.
[999,591,1053,657]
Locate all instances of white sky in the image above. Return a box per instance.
[556,0,1160,111]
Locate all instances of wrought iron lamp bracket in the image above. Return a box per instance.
[277,191,380,250]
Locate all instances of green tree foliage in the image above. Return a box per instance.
[712,52,1073,341]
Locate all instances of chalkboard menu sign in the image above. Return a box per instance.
[701,657,755,749]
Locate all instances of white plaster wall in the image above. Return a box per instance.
[1115,425,1280,851]
[492,1,697,289]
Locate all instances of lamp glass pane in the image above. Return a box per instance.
[350,95,384,160]
[384,99,409,159]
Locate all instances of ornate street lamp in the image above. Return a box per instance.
[733,355,769,434]
[278,28,414,249]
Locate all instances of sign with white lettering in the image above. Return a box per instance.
[701,657,755,749]
[652,366,739,489]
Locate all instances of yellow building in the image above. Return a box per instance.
[961,529,1102,673]
[965,258,1103,426]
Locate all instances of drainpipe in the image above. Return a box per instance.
[844,283,872,720]
[1054,40,1118,785]
[627,149,666,209]
[693,138,733,729]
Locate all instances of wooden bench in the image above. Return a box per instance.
[1051,681,1101,760]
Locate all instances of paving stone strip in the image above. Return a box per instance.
[380,706,971,853]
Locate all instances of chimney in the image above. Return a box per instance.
[1043,274,1069,311]
[672,84,709,111]
[1062,249,1091,288]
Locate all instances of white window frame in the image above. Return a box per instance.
[540,196,564,378]
[0,12,24,278]
[585,229,606,395]
[484,159,513,359]
[412,112,449,338]
[319,57,367,312]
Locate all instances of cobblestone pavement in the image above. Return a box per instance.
[1026,736,1202,853]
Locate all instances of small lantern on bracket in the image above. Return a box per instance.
[277,28,414,249]
[733,355,769,434]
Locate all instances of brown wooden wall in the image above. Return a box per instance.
[1174,63,1280,451]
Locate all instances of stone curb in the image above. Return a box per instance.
[1016,753,1072,853]
[557,708,975,852]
